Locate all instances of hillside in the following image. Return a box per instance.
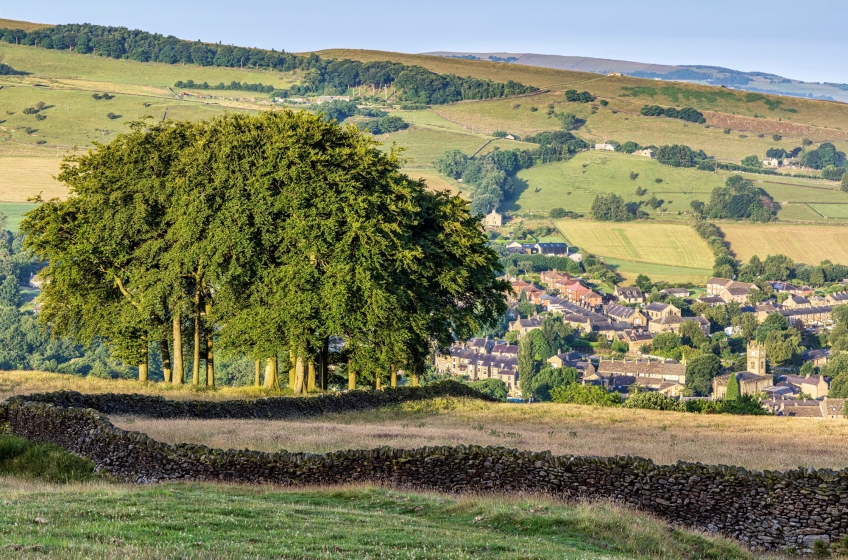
[426,51,848,103]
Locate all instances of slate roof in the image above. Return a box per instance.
[605,303,637,320]
[597,360,685,378]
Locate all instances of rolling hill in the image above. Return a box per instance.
[0,20,846,282]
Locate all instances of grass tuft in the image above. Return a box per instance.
[0,434,97,483]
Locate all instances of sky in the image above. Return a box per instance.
[4,0,847,82]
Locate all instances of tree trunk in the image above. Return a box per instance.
[307,360,316,392]
[192,302,201,386]
[348,366,356,390]
[160,339,172,384]
[206,330,214,388]
[289,352,296,389]
[390,364,397,388]
[294,355,306,395]
[138,339,148,383]
[320,338,329,390]
[254,359,261,387]
[263,356,279,390]
[172,314,183,385]
[375,372,381,390]
[412,362,420,387]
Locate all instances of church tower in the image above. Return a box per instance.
[747,341,766,375]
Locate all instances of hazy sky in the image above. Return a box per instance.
[5,1,847,82]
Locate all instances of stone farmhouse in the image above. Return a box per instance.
[648,315,710,336]
[643,302,680,321]
[483,210,503,227]
[605,303,647,326]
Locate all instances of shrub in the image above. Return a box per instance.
[530,106,538,112]
[492,130,508,138]
[842,173,848,193]
[565,90,595,103]
[772,134,782,142]
[35,114,46,121]
[723,128,731,134]
[550,384,621,406]
[654,178,663,183]
[106,112,120,120]
[599,99,609,106]
[22,107,38,115]
[822,166,846,181]
[0,434,97,483]
[803,138,813,146]
[467,378,508,401]
[629,171,638,180]
[549,207,568,218]
[622,392,685,411]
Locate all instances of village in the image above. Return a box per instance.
[435,238,848,418]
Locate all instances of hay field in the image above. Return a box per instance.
[554,220,714,283]
[113,396,848,472]
[722,223,848,264]
[0,156,65,201]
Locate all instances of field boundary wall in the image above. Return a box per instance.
[1,399,847,554]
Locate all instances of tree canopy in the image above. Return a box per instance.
[22,111,508,389]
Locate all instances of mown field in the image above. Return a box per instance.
[554,219,715,283]
[720,223,848,265]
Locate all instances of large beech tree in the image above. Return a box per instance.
[22,110,507,387]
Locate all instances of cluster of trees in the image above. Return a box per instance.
[307,101,408,135]
[590,193,646,221]
[500,254,583,277]
[693,175,778,222]
[0,24,537,105]
[515,316,578,400]
[655,144,709,168]
[765,147,789,159]
[564,90,595,103]
[800,142,843,170]
[357,116,408,135]
[734,254,848,287]
[640,105,706,124]
[434,149,535,214]
[173,80,278,93]
[521,131,589,163]
[20,111,509,391]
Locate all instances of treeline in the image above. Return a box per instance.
[656,144,709,168]
[736,254,848,287]
[435,149,534,215]
[20,111,508,391]
[173,80,277,93]
[304,100,408,134]
[0,23,537,105]
[500,254,583,276]
[640,105,706,124]
[692,221,736,279]
[521,131,589,163]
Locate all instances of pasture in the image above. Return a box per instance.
[721,223,848,264]
[112,395,848,472]
[0,202,37,231]
[554,219,715,283]
[0,480,764,560]
[810,204,848,219]
[508,150,725,216]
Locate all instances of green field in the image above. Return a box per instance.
[810,203,848,219]
[0,202,38,231]
[555,220,715,283]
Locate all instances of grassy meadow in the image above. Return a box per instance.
[0,479,773,560]
[0,202,38,231]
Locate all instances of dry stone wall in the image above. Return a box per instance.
[2,401,848,554]
[8,381,497,419]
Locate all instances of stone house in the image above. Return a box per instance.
[783,296,811,309]
[617,329,654,353]
[605,303,647,327]
[614,286,644,304]
[636,149,654,158]
[540,270,570,286]
[580,291,603,308]
[781,374,830,399]
[483,210,503,228]
[648,315,710,336]
[535,242,569,256]
[660,288,689,298]
[802,348,831,368]
[594,359,686,395]
[778,306,833,327]
[706,278,759,303]
[509,316,543,335]
[826,292,848,305]
[643,302,680,320]
[713,371,773,400]
[595,143,616,151]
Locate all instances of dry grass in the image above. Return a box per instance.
[0,370,288,402]
[721,223,848,264]
[0,18,52,32]
[0,156,65,201]
[112,397,848,472]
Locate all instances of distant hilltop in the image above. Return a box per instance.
[423,51,848,103]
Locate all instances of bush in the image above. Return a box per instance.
[530,106,538,112]
[772,134,782,142]
[35,114,46,121]
[629,171,638,180]
[549,207,568,218]
[492,130,508,138]
[842,173,848,193]
[565,90,595,103]
[654,178,663,183]
[550,384,621,406]
[0,434,97,483]
[106,112,120,120]
[723,128,731,134]
[822,166,846,181]
[622,392,685,411]
[467,378,508,401]
[599,99,608,106]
